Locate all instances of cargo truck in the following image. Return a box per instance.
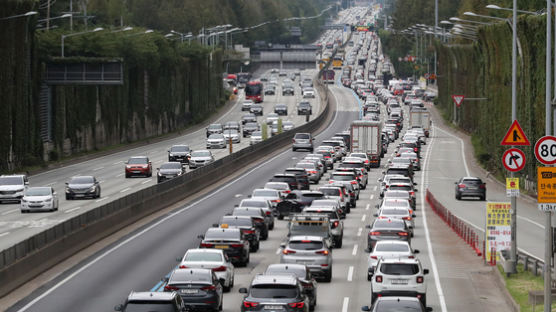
[409,108,431,137]
[350,120,383,168]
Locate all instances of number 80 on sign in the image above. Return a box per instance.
[534,136,556,165]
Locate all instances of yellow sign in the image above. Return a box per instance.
[506,178,519,190]
[485,202,512,261]
[537,167,556,203]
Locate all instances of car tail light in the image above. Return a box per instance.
[370,231,381,236]
[403,216,412,221]
[201,285,217,291]
[365,160,369,163]
[243,230,255,234]
[316,250,329,255]
[385,185,389,189]
[302,282,313,288]
[265,210,272,215]
[409,191,415,196]
[458,184,466,188]
[200,243,214,248]
[333,221,339,228]
[349,192,355,196]
[243,301,259,308]
[397,232,409,236]
[179,265,188,269]
[283,249,296,254]
[375,275,383,283]
[289,302,305,308]
[370,256,378,259]
[212,266,227,272]
[254,218,264,223]
[350,181,357,184]
[416,276,424,283]
[414,148,418,152]
[164,285,179,291]
[321,263,329,267]
[324,156,331,158]
[284,190,291,193]
[230,244,243,248]
[408,255,415,259]
[480,184,486,189]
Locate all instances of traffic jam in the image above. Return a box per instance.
[109,6,438,312]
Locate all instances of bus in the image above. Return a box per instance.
[322,69,335,84]
[332,54,344,69]
[245,81,264,103]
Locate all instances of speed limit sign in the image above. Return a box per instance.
[534,136,556,165]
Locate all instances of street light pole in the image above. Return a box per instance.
[545,0,553,310]
[434,0,438,85]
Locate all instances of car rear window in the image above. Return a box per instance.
[170,270,212,283]
[339,163,363,169]
[265,183,288,190]
[253,190,278,197]
[380,263,420,275]
[265,267,306,278]
[240,200,267,208]
[250,284,298,298]
[289,240,323,250]
[373,220,405,229]
[295,134,310,139]
[221,217,252,227]
[386,169,409,176]
[331,174,355,181]
[233,208,262,216]
[381,209,408,216]
[319,188,340,196]
[375,244,410,252]
[463,179,483,184]
[204,230,241,241]
[184,252,222,262]
[296,163,315,169]
[375,300,422,310]
[389,185,412,192]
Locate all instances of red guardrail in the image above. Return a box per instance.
[425,189,483,257]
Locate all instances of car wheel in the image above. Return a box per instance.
[481,195,486,201]
[371,293,378,303]
[125,172,130,178]
[269,222,274,230]
[335,237,343,248]
[243,252,250,266]
[292,148,296,152]
[351,201,356,208]
[278,215,284,220]
[420,294,426,307]
[323,269,332,282]
[66,195,71,200]
[455,194,461,200]
[148,171,152,177]
[262,230,269,240]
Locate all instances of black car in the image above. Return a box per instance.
[275,104,288,115]
[198,228,250,266]
[455,177,486,200]
[206,124,223,138]
[168,145,191,164]
[264,264,317,310]
[241,113,257,125]
[297,101,312,115]
[362,296,432,312]
[250,104,263,116]
[65,176,100,200]
[219,215,260,252]
[243,122,260,137]
[276,191,326,219]
[270,173,300,191]
[365,218,411,252]
[282,85,295,96]
[163,268,223,311]
[157,162,185,183]
[283,168,310,190]
[232,207,269,240]
[239,274,310,312]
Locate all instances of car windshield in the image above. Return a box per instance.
[289,240,323,250]
[208,134,224,139]
[253,190,278,197]
[160,163,182,170]
[375,243,410,252]
[0,176,23,185]
[331,174,354,181]
[374,300,422,311]
[69,176,94,184]
[223,129,238,134]
[25,188,51,196]
[184,252,222,262]
[128,158,147,164]
[170,146,189,152]
[250,284,298,299]
[124,302,177,312]
[208,124,222,130]
[240,200,267,208]
[380,263,420,275]
[191,151,211,157]
[205,230,240,240]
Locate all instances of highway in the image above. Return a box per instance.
[0,68,321,252]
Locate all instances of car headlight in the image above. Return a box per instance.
[89,185,96,192]
[169,153,174,157]
[21,199,27,203]
[65,188,70,193]
[44,198,52,202]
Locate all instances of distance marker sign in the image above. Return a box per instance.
[534,136,556,165]
[502,148,526,172]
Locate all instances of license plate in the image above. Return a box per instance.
[132,171,141,173]
[264,306,283,310]
[297,260,312,264]
[214,245,228,249]
[181,289,198,294]
[467,187,478,190]
[391,279,408,285]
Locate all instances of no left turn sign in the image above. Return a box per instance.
[535,136,556,165]
[502,148,526,172]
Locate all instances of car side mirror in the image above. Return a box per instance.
[373,213,378,217]
[365,224,371,229]
[197,234,205,239]
[239,287,248,294]
[412,214,416,218]
[161,277,169,283]
[212,223,219,227]
[247,195,252,198]
[167,150,170,153]
[361,306,371,311]
[156,168,160,171]
[426,307,433,312]
[413,182,417,185]
[423,269,430,275]
[114,304,124,311]
[234,204,239,207]
[65,182,69,185]
[454,182,458,184]
[368,267,374,275]
[414,249,420,254]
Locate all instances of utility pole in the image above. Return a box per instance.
[434,0,438,85]
[545,0,553,309]
[70,0,73,31]
[46,0,51,30]
[509,0,518,276]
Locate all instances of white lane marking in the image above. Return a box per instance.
[0,232,10,238]
[421,126,448,312]
[141,180,151,185]
[347,266,354,281]
[370,194,374,200]
[120,188,131,193]
[64,207,82,214]
[234,194,243,198]
[434,126,469,176]
[352,244,358,256]
[116,173,124,177]
[365,204,370,210]
[517,215,545,229]
[357,227,362,237]
[373,186,377,191]
[93,166,104,171]
[361,214,366,222]
[45,181,57,186]
[98,180,104,184]
[95,197,109,203]
[2,209,19,216]
[342,297,349,312]
[276,248,281,255]
[113,161,123,165]
[18,73,338,312]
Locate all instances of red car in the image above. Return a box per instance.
[125,156,152,178]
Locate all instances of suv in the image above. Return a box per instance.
[168,145,191,164]
[265,264,317,310]
[370,258,429,306]
[280,236,333,282]
[115,292,187,312]
[292,133,314,152]
[239,274,310,311]
[287,213,334,249]
[455,177,486,200]
[0,175,28,203]
[297,101,313,115]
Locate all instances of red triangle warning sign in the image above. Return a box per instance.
[451,95,464,107]
[501,120,530,146]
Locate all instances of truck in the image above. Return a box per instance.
[322,69,335,84]
[409,107,431,137]
[350,120,383,168]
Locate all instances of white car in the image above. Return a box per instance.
[371,258,429,306]
[251,188,283,208]
[20,187,59,213]
[263,182,291,197]
[266,113,280,125]
[302,87,315,98]
[367,241,419,280]
[189,150,215,169]
[0,174,27,203]
[250,130,263,145]
[241,100,254,111]
[222,129,241,144]
[206,133,226,149]
[178,249,235,291]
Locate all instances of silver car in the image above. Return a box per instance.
[206,133,226,149]
[20,187,59,213]
[303,206,344,248]
[283,120,294,131]
[178,248,235,291]
[250,130,263,145]
[295,162,320,183]
[251,188,283,208]
[264,182,291,197]
[223,129,241,144]
[266,113,280,125]
[189,150,215,169]
[292,133,314,152]
[318,185,348,212]
[280,235,333,282]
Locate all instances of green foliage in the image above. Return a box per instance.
[262,123,269,140]
[277,118,283,134]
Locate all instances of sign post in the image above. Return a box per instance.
[451,94,464,107]
[506,178,520,197]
